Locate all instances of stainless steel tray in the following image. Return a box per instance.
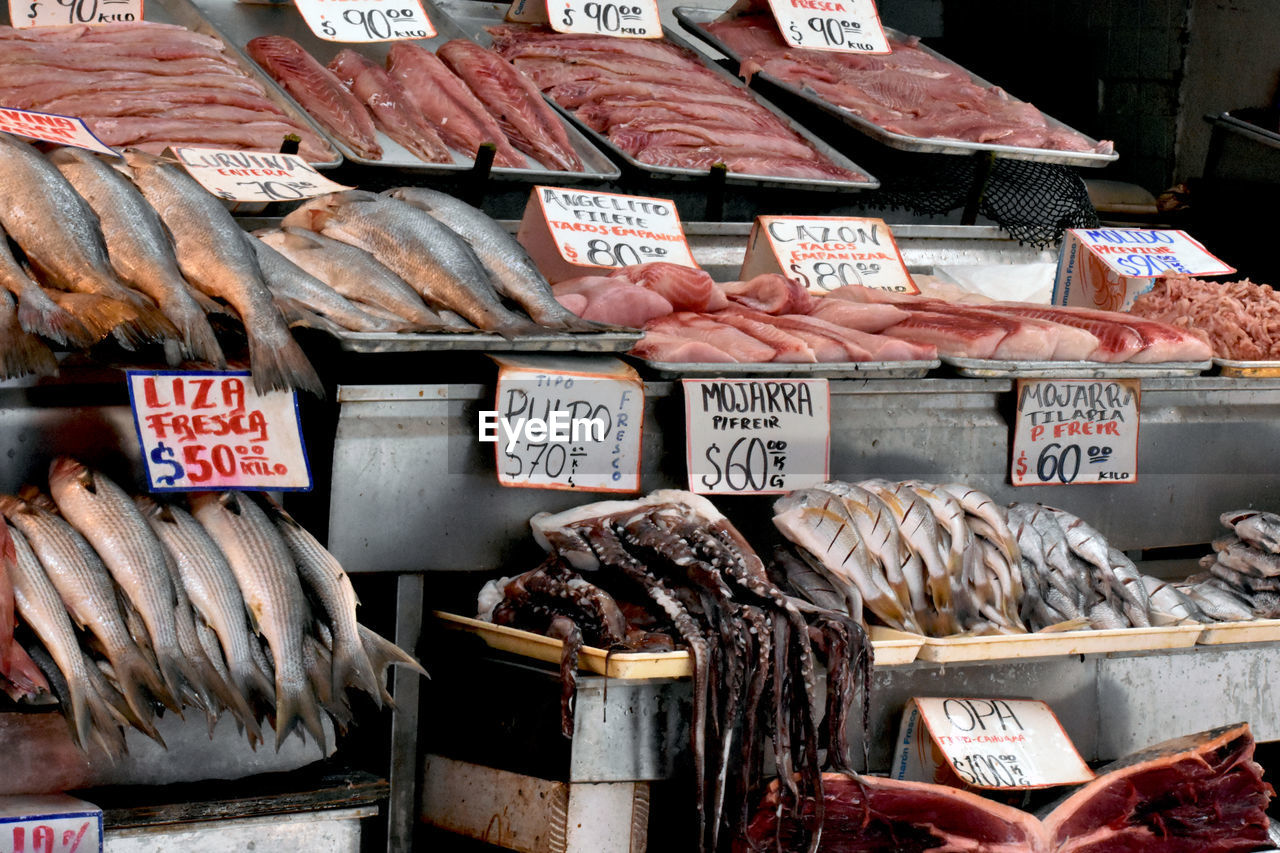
[1213,357,1280,377]
[0,0,344,168]
[674,7,1119,168]
[639,358,938,378]
[333,330,642,353]
[433,0,880,192]
[943,357,1210,378]
[191,0,621,181]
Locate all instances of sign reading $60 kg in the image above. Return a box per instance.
[1011,378,1139,486]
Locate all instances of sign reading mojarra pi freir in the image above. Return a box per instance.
[740,216,917,295]
[1011,378,1140,486]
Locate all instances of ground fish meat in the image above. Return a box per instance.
[1130,273,1280,360]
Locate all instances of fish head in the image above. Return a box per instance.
[132,494,173,522]
[280,190,380,232]
[48,456,95,497]
[121,148,169,175]
[0,494,30,520]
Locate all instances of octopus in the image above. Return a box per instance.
[479,490,873,852]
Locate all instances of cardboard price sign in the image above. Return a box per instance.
[1053,228,1234,312]
[893,698,1093,790]
[293,0,435,42]
[0,109,116,157]
[517,186,697,282]
[549,0,661,37]
[127,371,312,492]
[10,0,141,28]
[169,147,350,202]
[485,356,644,492]
[684,379,830,495]
[765,0,889,53]
[0,794,103,853]
[740,215,917,294]
[1011,378,1140,486]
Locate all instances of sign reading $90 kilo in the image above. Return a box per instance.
[1011,378,1140,486]
[127,371,312,492]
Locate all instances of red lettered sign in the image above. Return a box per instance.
[127,370,312,492]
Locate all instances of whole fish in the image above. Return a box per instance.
[1106,547,1151,626]
[1221,510,1280,555]
[978,539,1025,630]
[0,494,174,727]
[48,147,225,366]
[282,191,542,337]
[0,289,56,381]
[937,483,1021,567]
[258,495,381,707]
[251,237,407,334]
[0,222,93,347]
[387,187,603,332]
[0,133,174,344]
[256,227,452,330]
[46,458,199,707]
[1141,575,1207,624]
[772,545,860,621]
[359,622,427,707]
[1087,598,1129,630]
[1020,504,1091,608]
[1177,577,1254,621]
[859,480,955,633]
[122,150,322,396]
[813,482,917,624]
[190,491,325,751]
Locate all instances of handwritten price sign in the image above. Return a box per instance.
[550,0,661,37]
[294,0,435,42]
[169,147,350,200]
[765,0,889,53]
[127,371,312,492]
[1011,378,1140,486]
[684,379,829,495]
[740,215,917,294]
[0,795,101,853]
[0,109,116,157]
[11,0,141,28]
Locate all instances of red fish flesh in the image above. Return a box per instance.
[247,36,381,160]
[436,39,582,172]
[721,273,815,315]
[881,310,1009,358]
[609,263,727,312]
[328,50,451,165]
[386,43,526,168]
[704,311,816,363]
[994,305,1144,362]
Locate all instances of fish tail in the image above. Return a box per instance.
[0,314,57,381]
[121,293,182,345]
[184,286,232,318]
[14,287,94,347]
[200,650,264,744]
[2,642,50,699]
[332,628,383,709]
[246,329,324,397]
[358,623,427,707]
[154,648,194,719]
[493,317,546,340]
[44,290,144,346]
[232,656,277,709]
[174,307,227,368]
[273,673,327,753]
[114,644,179,723]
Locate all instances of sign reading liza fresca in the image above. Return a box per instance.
[483,355,644,492]
[169,148,351,203]
[0,108,116,157]
[127,371,312,492]
[1011,378,1140,486]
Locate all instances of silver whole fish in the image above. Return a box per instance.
[1141,575,1207,624]
[937,483,1021,567]
[1106,547,1152,625]
[858,479,951,633]
[387,187,602,332]
[0,222,94,347]
[1177,576,1254,622]
[814,482,917,622]
[1221,510,1280,554]
[122,150,321,396]
[190,490,326,751]
[0,133,174,344]
[282,191,542,338]
[48,147,225,366]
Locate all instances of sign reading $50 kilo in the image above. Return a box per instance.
[1011,378,1139,486]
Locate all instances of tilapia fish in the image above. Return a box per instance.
[256,227,452,331]
[282,191,541,337]
[190,490,326,751]
[252,237,407,334]
[123,150,322,395]
[328,49,451,165]
[1221,510,1280,555]
[388,187,603,333]
[246,36,381,160]
[47,147,225,366]
[0,133,174,344]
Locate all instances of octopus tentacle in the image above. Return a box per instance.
[545,615,582,738]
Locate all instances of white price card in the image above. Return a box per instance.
[11,0,142,28]
[0,109,116,157]
[169,147,350,202]
[0,794,102,853]
[127,371,312,492]
[293,0,436,42]
[1011,378,1139,487]
[486,356,644,492]
[549,0,662,38]
[1069,228,1234,279]
[894,698,1093,789]
[684,378,829,495]
[766,0,889,53]
[740,216,918,294]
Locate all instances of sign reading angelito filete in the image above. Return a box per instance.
[684,378,830,495]
[1011,378,1140,486]
[127,371,312,492]
[740,215,918,294]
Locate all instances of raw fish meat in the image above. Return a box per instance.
[721,273,815,314]
[646,313,776,362]
[552,277,673,326]
[880,310,1007,358]
[631,330,736,363]
[1130,274,1280,361]
[247,36,381,160]
[608,263,727,312]
[328,50,451,164]
[806,297,908,332]
[711,312,816,362]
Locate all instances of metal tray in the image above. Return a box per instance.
[638,358,938,378]
[0,0,343,168]
[674,7,1119,168]
[433,0,880,192]
[333,329,642,353]
[1213,358,1280,378]
[943,357,1210,378]
[191,0,621,181]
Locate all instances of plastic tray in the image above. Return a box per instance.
[943,357,1210,378]
[916,623,1203,663]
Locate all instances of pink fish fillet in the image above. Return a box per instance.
[722,273,815,315]
[911,302,1059,360]
[247,36,381,160]
[436,39,582,172]
[555,292,588,315]
[880,310,1009,358]
[710,311,816,363]
[807,297,909,332]
[944,305,1100,361]
[386,43,526,168]
[646,312,776,362]
[992,306,1144,363]
[328,50,451,165]
[632,330,736,363]
[1045,306,1212,363]
[552,278,673,327]
[609,263,727,312]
